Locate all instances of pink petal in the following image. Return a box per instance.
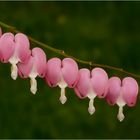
[45,57,61,87]
[18,56,33,78]
[32,47,47,78]
[62,58,79,88]
[122,77,138,107]
[91,68,108,98]
[74,68,91,99]
[15,33,31,63]
[0,33,15,63]
[106,77,121,105]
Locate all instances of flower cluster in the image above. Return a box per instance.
[0,27,139,122]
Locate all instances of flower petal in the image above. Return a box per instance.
[45,57,61,87]
[62,58,79,88]
[91,68,108,98]
[74,68,91,98]
[122,77,138,107]
[32,47,47,78]
[15,33,31,63]
[106,77,121,105]
[0,33,15,63]
[18,56,33,78]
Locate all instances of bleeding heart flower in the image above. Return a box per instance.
[0,32,31,80]
[74,68,108,115]
[18,47,47,94]
[106,77,138,122]
[45,57,79,104]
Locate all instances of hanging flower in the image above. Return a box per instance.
[0,32,31,80]
[106,77,138,122]
[18,47,47,94]
[45,57,79,104]
[74,68,108,115]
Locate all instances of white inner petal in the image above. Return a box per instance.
[87,90,97,115]
[116,91,126,122]
[30,77,37,94]
[29,67,38,94]
[57,77,68,104]
[11,64,18,80]
[9,53,20,80]
[117,106,125,122]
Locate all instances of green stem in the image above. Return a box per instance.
[0,21,140,79]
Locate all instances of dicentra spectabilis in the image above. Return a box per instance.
[106,77,138,122]
[18,47,47,94]
[74,68,108,115]
[0,32,31,80]
[45,57,79,104]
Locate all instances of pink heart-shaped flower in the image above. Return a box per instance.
[0,32,31,80]
[18,47,47,94]
[106,77,138,122]
[45,57,79,104]
[74,67,108,115]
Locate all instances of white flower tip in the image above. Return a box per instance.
[59,96,67,104]
[30,87,37,94]
[11,64,18,80]
[88,106,95,115]
[11,73,17,80]
[88,98,95,115]
[117,113,125,122]
[59,87,67,104]
[117,106,125,122]
[30,77,37,95]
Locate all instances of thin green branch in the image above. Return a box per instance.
[0,21,140,79]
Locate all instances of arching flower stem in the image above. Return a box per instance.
[1,21,140,79]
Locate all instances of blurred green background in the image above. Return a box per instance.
[0,1,140,139]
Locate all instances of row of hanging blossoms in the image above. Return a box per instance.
[0,22,139,122]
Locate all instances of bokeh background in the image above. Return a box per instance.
[0,1,140,138]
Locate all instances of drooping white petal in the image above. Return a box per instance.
[57,77,68,104]
[87,91,96,115]
[60,88,67,104]
[11,63,18,80]
[9,52,19,80]
[116,91,126,122]
[88,98,95,115]
[117,106,125,122]
[29,67,38,94]
[30,77,37,94]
